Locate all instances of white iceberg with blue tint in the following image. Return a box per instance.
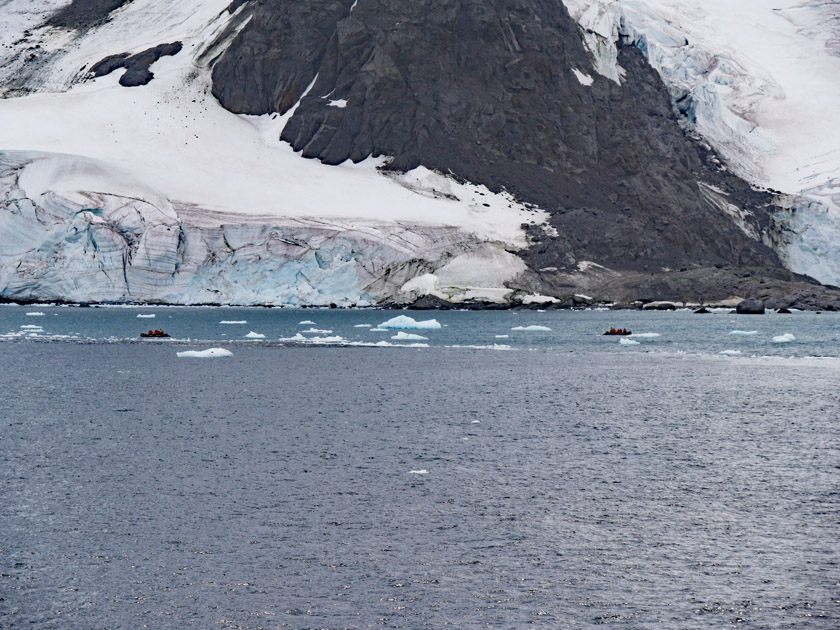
[177,348,233,358]
[244,331,265,339]
[511,325,551,332]
[378,315,442,330]
[772,333,796,343]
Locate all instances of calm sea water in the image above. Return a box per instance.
[1,306,839,628]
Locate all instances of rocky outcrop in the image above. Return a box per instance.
[90,42,183,87]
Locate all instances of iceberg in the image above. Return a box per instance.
[620,338,640,345]
[730,330,759,336]
[720,349,742,355]
[20,325,43,330]
[137,314,156,318]
[378,315,442,330]
[772,333,796,343]
[631,332,660,338]
[354,324,372,328]
[26,312,44,316]
[408,469,429,475]
[301,328,333,334]
[511,325,551,331]
[391,331,428,341]
[244,331,265,339]
[177,348,233,358]
[220,320,247,325]
[299,320,316,325]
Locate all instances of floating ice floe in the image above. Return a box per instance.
[245,331,265,339]
[471,420,480,424]
[631,332,660,338]
[772,333,796,343]
[20,325,43,329]
[730,330,759,335]
[378,315,442,330]
[408,469,429,475]
[301,328,332,334]
[391,331,428,341]
[177,348,233,358]
[299,320,316,325]
[307,335,346,343]
[354,324,372,328]
[137,314,156,318]
[720,349,742,355]
[220,320,247,325]
[495,334,509,338]
[620,338,640,345]
[511,325,551,331]
[26,312,44,316]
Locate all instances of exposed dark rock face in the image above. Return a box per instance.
[211,0,786,285]
[90,42,183,87]
[47,0,133,31]
[211,1,355,115]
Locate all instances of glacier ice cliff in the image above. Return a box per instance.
[0,152,530,305]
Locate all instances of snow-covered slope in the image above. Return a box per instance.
[0,0,544,305]
[564,0,840,284]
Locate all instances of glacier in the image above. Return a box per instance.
[0,0,547,306]
[1,0,839,303]
[563,0,840,285]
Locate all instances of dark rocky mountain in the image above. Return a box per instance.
[4,0,839,307]
[211,0,791,284]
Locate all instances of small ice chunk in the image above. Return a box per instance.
[511,325,551,331]
[620,338,640,345]
[391,331,428,341]
[177,348,233,358]
[495,334,509,338]
[220,320,247,324]
[408,469,428,475]
[631,332,660,338]
[471,420,480,424]
[26,312,44,316]
[720,349,742,355]
[299,320,316,325]
[772,333,796,343]
[378,315,441,330]
[308,335,345,343]
[354,324,372,328]
[730,330,758,335]
[370,328,388,332]
[301,328,332,334]
[245,331,265,339]
[20,325,43,329]
[137,314,156,318]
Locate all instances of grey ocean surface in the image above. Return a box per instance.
[1,306,839,628]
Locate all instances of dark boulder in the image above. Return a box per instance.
[694,307,710,314]
[777,307,792,314]
[736,299,765,314]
